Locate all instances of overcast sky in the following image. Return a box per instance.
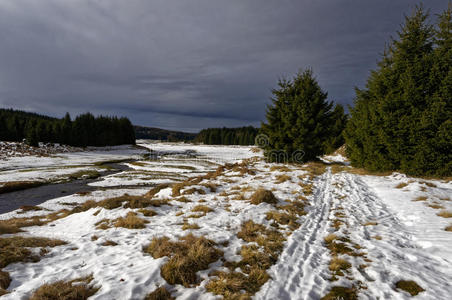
[0,0,447,132]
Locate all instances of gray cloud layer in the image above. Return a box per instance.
[0,0,447,132]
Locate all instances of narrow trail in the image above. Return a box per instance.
[257,169,452,299]
[257,171,334,300]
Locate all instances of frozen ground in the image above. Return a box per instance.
[0,142,451,299]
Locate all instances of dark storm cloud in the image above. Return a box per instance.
[0,0,447,131]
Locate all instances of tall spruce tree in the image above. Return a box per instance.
[345,4,452,176]
[261,69,343,162]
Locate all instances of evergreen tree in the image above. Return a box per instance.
[323,104,347,154]
[345,4,452,176]
[261,69,340,162]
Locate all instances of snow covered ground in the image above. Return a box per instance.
[0,142,451,299]
[0,145,148,186]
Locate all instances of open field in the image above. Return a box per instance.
[0,142,451,299]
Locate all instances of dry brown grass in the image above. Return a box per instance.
[144,234,223,287]
[113,212,149,229]
[250,147,261,153]
[18,205,43,213]
[324,234,338,244]
[437,210,452,218]
[0,216,47,233]
[172,182,191,197]
[174,196,191,203]
[100,240,118,246]
[0,181,44,194]
[95,219,110,230]
[373,235,382,240]
[144,286,174,300]
[0,270,11,290]
[145,183,172,198]
[249,189,277,205]
[324,236,355,257]
[237,221,285,260]
[303,162,327,177]
[329,257,351,274]
[207,220,284,299]
[206,267,268,299]
[275,174,291,184]
[413,196,428,201]
[298,182,313,196]
[279,199,307,216]
[227,162,256,176]
[265,211,299,230]
[29,275,99,300]
[182,222,200,230]
[138,209,158,217]
[321,286,358,300]
[427,203,444,209]
[395,182,408,189]
[183,187,206,195]
[420,181,437,188]
[0,223,23,235]
[191,205,214,214]
[201,183,218,193]
[270,165,291,172]
[395,280,425,296]
[0,236,66,269]
[445,224,452,232]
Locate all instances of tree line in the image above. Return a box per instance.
[345,4,451,176]
[0,109,135,147]
[261,4,451,177]
[134,125,196,142]
[194,126,259,145]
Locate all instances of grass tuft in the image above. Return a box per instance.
[0,270,11,290]
[321,286,358,300]
[138,209,158,217]
[101,240,118,246]
[144,234,223,287]
[113,212,149,229]
[324,234,338,244]
[395,280,425,296]
[395,182,408,189]
[182,222,200,230]
[413,196,428,201]
[437,210,452,218]
[191,205,214,214]
[29,275,99,300]
[329,257,351,274]
[249,189,277,205]
[0,181,44,194]
[144,286,174,300]
[275,174,291,184]
[0,236,66,269]
[445,224,452,232]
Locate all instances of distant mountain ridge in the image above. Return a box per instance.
[134,125,196,141]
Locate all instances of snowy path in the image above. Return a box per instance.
[257,171,333,299]
[258,169,452,299]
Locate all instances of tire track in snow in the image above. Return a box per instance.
[257,169,452,299]
[331,172,452,299]
[256,170,334,300]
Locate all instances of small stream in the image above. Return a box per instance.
[0,161,145,214]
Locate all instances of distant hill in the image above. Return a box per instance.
[134,125,196,142]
